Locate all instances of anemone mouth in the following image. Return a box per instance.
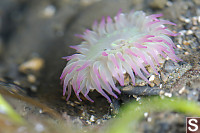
[61,10,181,103]
[85,27,141,60]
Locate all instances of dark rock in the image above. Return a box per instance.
[163,60,179,73]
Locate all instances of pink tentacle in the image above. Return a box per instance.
[108,54,119,69]
[148,13,163,19]
[84,95,94,102]
[125,49,137,57]
[76,61,90,71]
[68,62,78,73]
[66,84,72,101]
[102,51,108,56]
[117,52,125,61]
[62,54,79,61]
[161,30,179,36]
[134,42,147,48]
[116,8,122,20]
[74,34,84,39]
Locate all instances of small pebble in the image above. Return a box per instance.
[164,92,172,97]
[177,45,182,49]
[27,74,36,83]
[178,86,186,94]
[39,109,43,113]
[166,1,172,6]
[163,60,177,73]
[43,5,56,18]
[136,97,141,102]
[186,30,193,35]
[74,101,81,105]
[159,90,165,95]
[149,75,155,82]
[179,30,186,36]
[144,112,148,117]
[30,85,37,92]
[183,40,190,45]
[184,52,189,55]
[153,77,160,86]
[149,82,155,87]
[179,16,191,23]
[177,37,182,45]
[187,90,198,101]
[89,115,95,122]
[35,123,45,132]
[147,117,152,122]
[89,110,95,113]
[96,119,101,125]
[66,101,75,107]
[86,120,91,125]
[19,57,44,73]
[192,17,198,25]
[13,80,21,86]
[0,105,7,114]
[185,18,191,23]
[191,26,199,30]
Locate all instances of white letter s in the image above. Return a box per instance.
[188,119,198,132]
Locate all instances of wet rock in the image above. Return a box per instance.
[187,89,199,101]
[193,0,200,5]
[4,0,80,80]
[160,72,168,83]
[19,57,44,73]
[0,0,18,12]
[149,0,167,9]
[153,76,160,86]
[163,1,194,20]
[132,0,144,10]
[110,98,120,115]
[80,0,100,6]
[121,85,162,96]
[163,60,179,73]
[0,38,3,56]
[27,75,36,83]
[195,30,200,39]
[140,112,186,133]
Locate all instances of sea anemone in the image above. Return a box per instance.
[60,9,181,103]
